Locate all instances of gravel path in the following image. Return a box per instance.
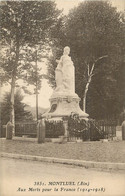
[0,139,125,163]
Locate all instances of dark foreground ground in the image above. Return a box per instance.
[0,138,125,163]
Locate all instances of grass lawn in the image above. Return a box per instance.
[0,138,125,163]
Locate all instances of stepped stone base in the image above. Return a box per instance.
[42,93,88,120]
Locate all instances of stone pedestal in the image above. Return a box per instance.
[42,92,88,120]
[42,46,88,120]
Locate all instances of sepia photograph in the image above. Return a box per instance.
[0,0,125,195]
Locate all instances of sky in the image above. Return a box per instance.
[56,0,125,14]
[1,0,125,109]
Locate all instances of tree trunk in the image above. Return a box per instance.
[10,39,19,136]
[35,50,39,123]
[36,89,38,123]
[83,77,91,113]
[83,90,87,113]
[83,55,107,113]
[10,75,16,136]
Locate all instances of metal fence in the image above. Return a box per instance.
[68,117,116,141]
[45,120,64,138]
[15,121,37,137]
[1,118,117,141]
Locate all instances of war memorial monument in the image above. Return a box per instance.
[43,46,88,120]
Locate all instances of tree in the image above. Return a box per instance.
[22,44,49,122]
[1,90,33,126]
[47,1,125,119]
[26,47,42,123]
[0,1,60,133]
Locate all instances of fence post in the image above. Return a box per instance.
[122,120,125,140]
[37,119,45,143]
[6,121,13,140]
[0,125,2,138]
[63,120,68,141]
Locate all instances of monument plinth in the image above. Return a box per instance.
[43,46,88,119]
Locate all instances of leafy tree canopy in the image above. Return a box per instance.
[0,1,61,84]
[47,1,125,119]
[1,89,33,125]
[0,1,61,130]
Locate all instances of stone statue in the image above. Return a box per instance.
[43,46,89,120]
[55,46,75,93]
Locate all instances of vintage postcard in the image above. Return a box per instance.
[0,0,125,196]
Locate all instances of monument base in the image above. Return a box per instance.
[42,93,88,120]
